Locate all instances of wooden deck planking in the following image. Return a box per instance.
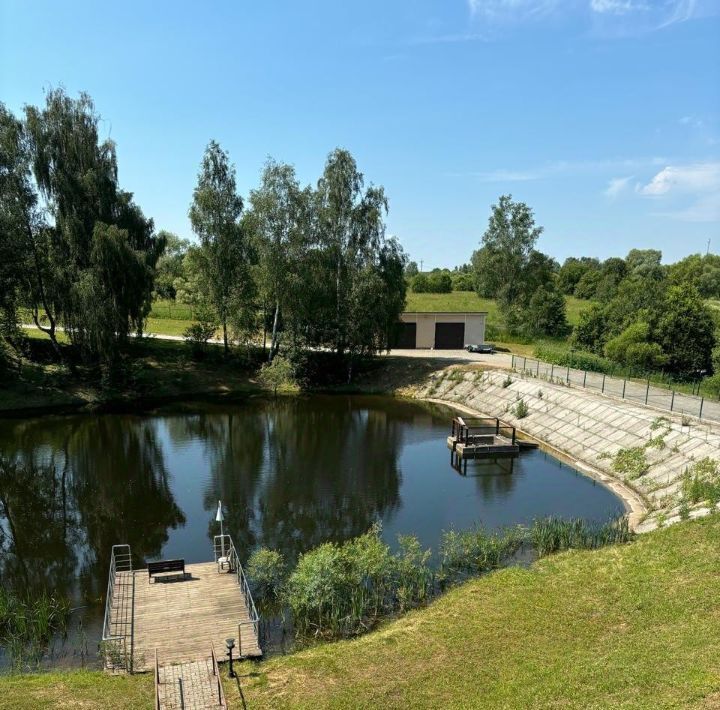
[114,561,261,672]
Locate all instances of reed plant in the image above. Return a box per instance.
[0,589,70,670]
[530,516,632,557]
[438,526,524,586]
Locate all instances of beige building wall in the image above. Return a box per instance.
[399,312,487,349]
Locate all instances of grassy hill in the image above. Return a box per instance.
[405,292,589,325]
[3,515,719,708]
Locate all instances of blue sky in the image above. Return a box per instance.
[1,0,719,267]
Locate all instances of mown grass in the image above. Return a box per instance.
[229,515,720,709]
[0,671,153,709]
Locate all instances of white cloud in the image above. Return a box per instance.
[639,162,720,223]
[605,175,634,198]
[638,162,720,196]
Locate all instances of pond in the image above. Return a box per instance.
[0,394,624,669]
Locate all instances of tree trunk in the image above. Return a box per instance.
[269,300,280,362]
[223,320,228,355]
[26,223,64,363]
[262,304,267,356]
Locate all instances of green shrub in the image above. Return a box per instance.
[611,447,648,480]
[502,376,513,388]
[513,399,529,418]
[257,355,295,395]
[682,457,720,506]
[247,548,287,613]
[534,343,614,374]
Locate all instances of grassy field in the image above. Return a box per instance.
[3,516,719,708]
[404,292,589,325]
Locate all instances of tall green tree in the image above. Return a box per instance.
[23,89,163,367]
[249,159,307,360]
[189,141,255,354]
[316,149,390,355]
[472,195,544,312]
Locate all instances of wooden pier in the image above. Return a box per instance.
[102,536,261,676]
[447,416,521,457]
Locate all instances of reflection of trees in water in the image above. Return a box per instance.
[0,416,184,601]
[178,397,405,562]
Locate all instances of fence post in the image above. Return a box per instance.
[670,390,675,412]
[511,354,515,368]
[523,356,527,370]
[536,360,540,376]
[566,366,570,384]
[645,380,650,405]
[601,374,606,393]
[551,363,554,379]
[699,397,704,420]
[583,371,587,388]
[622,380,626,399]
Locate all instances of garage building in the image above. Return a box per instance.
[393,311,487,350]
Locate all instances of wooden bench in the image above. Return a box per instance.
[147,559,186,583]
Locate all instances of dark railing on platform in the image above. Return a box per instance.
[451,416,517,446]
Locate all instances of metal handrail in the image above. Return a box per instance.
[213,534,260,652]
[210,642,227,707]
[155,649,161,710]
[101,544,133,671]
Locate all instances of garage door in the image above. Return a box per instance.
[391,322,416,349]
[434,322,464,349]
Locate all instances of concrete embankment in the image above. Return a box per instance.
[415,367,720,532]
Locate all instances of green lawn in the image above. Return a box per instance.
[230,515,720,709]
[4,516,719,709]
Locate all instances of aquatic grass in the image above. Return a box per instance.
[0,589,71,670]
[247,548,287,615]
[530,516,633,557]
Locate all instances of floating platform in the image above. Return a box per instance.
[102,537,261,674]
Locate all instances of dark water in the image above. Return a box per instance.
[0,395,623,669]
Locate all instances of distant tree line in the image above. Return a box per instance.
[0,90,407,383]
[464,194,719,382]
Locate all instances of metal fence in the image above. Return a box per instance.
[511,354,720,424]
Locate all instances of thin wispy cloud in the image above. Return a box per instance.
[407,32,489,45]
[605,175,634,198]
[450,157,666,181]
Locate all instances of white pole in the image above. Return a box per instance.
[216,500,225,558]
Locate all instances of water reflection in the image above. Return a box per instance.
[0,395,624,668]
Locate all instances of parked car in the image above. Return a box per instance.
[465,343,495,354]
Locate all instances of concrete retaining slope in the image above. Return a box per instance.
[417,368,720,533]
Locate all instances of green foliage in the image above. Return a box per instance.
[257,355,295,395]
[247,548,287,613]
[682,458,720,506]
[610,447,648,480]
[604,322,668,371]
[523,284,569,336]
[502,375,513,388]
[472,195,545,312]
[534,343,615,373]
[529,517,633,557]
[513,398,529,418]
[183,314,218,360]
[411,271,452,293]
[189,140,256,353]
[704,373,720,398]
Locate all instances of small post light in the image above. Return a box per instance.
[226,637,236,678]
